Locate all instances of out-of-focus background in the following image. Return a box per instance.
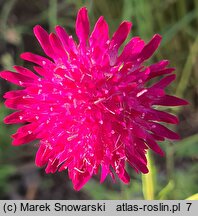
[0,0,197,200]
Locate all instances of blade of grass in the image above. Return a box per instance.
[166,141,175,179]
[49,0,57,32]
[153,0,166,32]
[176,35,198,98]
[162,10,198,46]
[157,180,175,200]
[142,151,155,200]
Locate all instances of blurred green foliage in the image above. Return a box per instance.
[0,165,15,195]
[0,0,197,199]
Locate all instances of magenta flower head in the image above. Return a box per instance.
[0,7,187,190]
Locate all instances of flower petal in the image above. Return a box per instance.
[5,96,35,109]
[118,169,130,184]
[151,74,176,89]
[4,111,25,124]
[0,71,34,87]
[49,33,67,58]
[148,68,175,80]
[14,66,38,79]
[58,157,73,172]
[109,21,132,66]
[149,122,180,140]
[21,52,54,69]
[118,37,145,63]
[110,21,132,50]
[145,109,178,124]
[145,135,164,156]
[12,123,37,145]
[138,34,162,62]
[55,25,76,55]
[33,25,55,58]
[90,16,109,48]
[76,7,90,44]
[35,143,52,167]
[126,143,148,173]
[70,169,92,191]
[149,60,169,71]
[100,164,109,183]
[153,95,188,106]
[3,90,25,99]
[45,158,59,173]
[33,66,49,77]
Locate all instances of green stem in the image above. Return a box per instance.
[166,142,174,179]
[142,151,155,200]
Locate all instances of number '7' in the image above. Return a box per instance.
[186,203,192,211]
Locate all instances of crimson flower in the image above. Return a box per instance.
[0,7,187,190]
